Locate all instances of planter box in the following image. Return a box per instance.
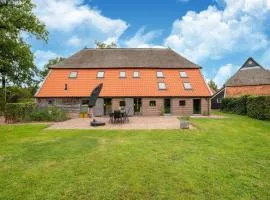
[180,120,189,129]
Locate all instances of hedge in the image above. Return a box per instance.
[5,103,36,123]
[221,95,248,115]
[221,95,270,120]
[5,103,68,123]
[247,96,270,120]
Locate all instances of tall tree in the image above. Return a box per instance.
[40,57,65,80]
[208,80,218,92]
[95,40,117,48]
[0,0,48,103]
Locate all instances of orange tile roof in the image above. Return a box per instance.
[36,69,211,97]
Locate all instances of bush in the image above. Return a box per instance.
[27,106,68,122]
[5,103,36,123]
[5,103,68,123]
[247,96,270,120]
[221,95,248,115]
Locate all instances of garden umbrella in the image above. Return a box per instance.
[88,83,103,108]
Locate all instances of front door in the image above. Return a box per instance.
[193,99,201,114]
[134,98,142,114]
[164,98,171,114]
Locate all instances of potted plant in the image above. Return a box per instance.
[179,115,190,129]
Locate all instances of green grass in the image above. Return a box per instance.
[0,113,270,200]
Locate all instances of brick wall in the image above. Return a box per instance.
[141,98,164,116]
[171,98,210,116]
[226,85,270,97]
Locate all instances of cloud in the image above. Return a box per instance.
[34,50,63,69]
[33,0,129,47]
[213,63,238,87]
[165,0,270,62]
[261,48,270,69]
[124,27,164,48]
[67,36,82,47]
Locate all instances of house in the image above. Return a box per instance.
[211,88,225,109]
[35,48,212,116]
[210,57,270,109]
[225,57,270,97]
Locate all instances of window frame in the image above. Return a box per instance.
[179,100,186,106]
[119,71,126,78]
[149,100,156,107]
[180,71,188,78]
[120,100,126,107]
[158,82,166,90]
[69,71,78,79]
[97,71,105,78]
[156,71,164,78]
[133,71,140,78]
[183,82,192,90]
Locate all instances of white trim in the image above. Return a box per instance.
[210,88,225,100]
[35,69,52,97]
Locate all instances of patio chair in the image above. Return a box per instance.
[109,113,114,123]
[113,110,123,123]
[123,108,130,123]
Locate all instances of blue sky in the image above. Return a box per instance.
[29,0,270,88]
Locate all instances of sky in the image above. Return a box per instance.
[28,0,270,88]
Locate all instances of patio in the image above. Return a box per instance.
[47,116,186,130]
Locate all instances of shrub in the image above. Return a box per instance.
[5,103,36,123]
[221,95,248,115]
[27,106,68,122]
[5,103,68,123]
[247,96,270,120]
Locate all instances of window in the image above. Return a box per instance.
[119,71,126,78]
[81,99,89,105]
[97,71,104,78]
[217,98,222,103]
[156,71,164,78]
[64,84,68,90]
[69,71,77,78]
[183,82,192,90]
[133,71,140,78]
[179,100,186,106]
[120,101,125,107]
[48,99,53,105]
[158,82,166,90]
[149,100,156,107]
[180,71,188,78]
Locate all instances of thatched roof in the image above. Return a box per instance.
[51,48,200,69]
[226,57,270,87]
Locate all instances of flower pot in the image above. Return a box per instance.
[180,120,189,129]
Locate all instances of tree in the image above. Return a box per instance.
[40,57,65,80]
[0,0,48,104]
[208,80,218,92]
[95,40,117,48]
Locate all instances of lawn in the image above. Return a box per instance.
[0,113,270,200]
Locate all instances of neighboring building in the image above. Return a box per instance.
[35,48,212,116]
[211,88,225,109]
[225,57,270,97]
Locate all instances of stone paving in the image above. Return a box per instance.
[47,116,184,130]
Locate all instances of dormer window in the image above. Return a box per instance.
[69,71,77,78]
[180,71,188,78]
[157,71,164,78]
[97,71,104,78]
[133,71,140,78]
[158,82,166,90]
[119,71,126,78]
[183,82,192,90]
